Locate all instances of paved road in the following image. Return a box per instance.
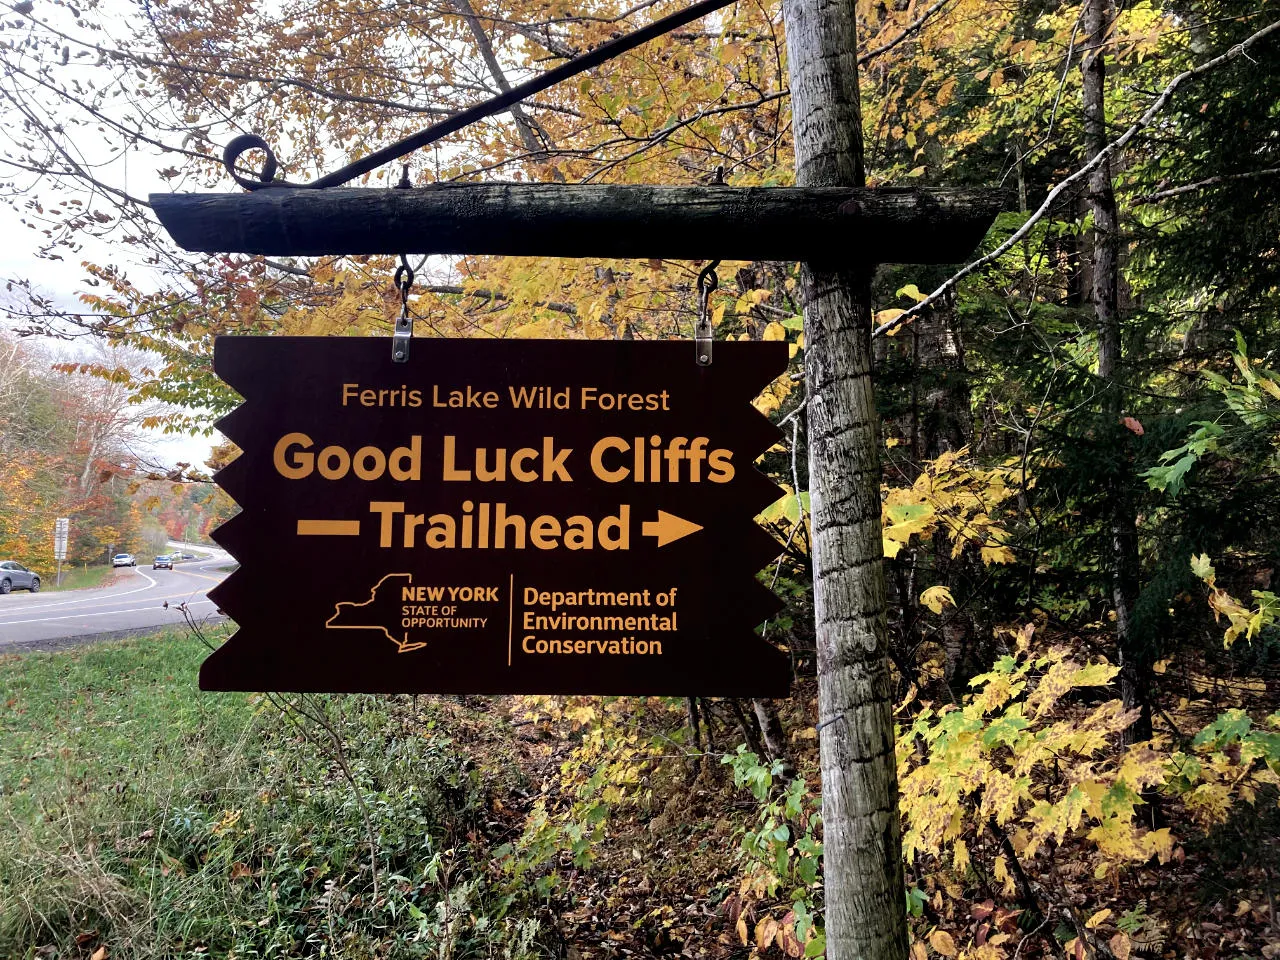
[0,543,233,650]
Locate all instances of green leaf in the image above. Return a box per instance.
[1194,708,1252,748]
[887,502,931,524]
[1190,553,1215,581]
[1142,452,1197,496]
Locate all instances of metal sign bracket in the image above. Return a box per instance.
[392,255,414,363]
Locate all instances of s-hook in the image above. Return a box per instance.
[393,254,414,363]
[694,259,720,366]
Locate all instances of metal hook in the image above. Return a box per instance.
[694,259,720,366]
[393,254,414,363]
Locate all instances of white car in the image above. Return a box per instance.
[112,553,136,567]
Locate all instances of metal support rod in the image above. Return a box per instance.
[224,0,738,191]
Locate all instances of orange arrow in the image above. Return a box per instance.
[641,510,704,547]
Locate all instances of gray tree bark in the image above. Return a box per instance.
[782,0,907,954]
[752,697,793,774]
[1081,0,1151,744]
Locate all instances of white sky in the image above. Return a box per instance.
[0,1,222,472]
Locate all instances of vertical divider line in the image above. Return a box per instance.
[507,573,514,666]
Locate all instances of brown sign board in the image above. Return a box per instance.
[203,336,791,697]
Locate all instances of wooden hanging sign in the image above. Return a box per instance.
[203,336,791,696]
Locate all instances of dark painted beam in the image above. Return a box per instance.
[150,184,1005,263]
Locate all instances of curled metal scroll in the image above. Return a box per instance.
[222,134,284,191]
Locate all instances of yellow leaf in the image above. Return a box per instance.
[907,165,926,177]
[510,318,557,339]
[911,942,929,960]
[1143,827,1174,862]
[755,916,780,951]
[897,283,929,302]
[91,949,107,960]
[993,854,1016,897]
[920,585,955,614]
[763,321,786,341]
[952,838,970,873]
[753,392,781,416]
[736,915,748,946]
[1086,909,1111,929]
[981,544,1016,564]
[930,929,958,957]
[884,501,935,543]
[876,308,906,326]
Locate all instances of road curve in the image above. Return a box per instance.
[0,544,233,651]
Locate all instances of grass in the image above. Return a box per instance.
[0,628,544,959]
[41,563,116,592]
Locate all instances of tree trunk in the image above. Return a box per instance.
[752,697,793,775]
[782,0,907,953]
[1081,0,1151,744]
[915,294,984,689]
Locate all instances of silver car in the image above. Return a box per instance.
[0,561,40,594]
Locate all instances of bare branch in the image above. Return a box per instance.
[421,284,578,316]
[262,259,311,277]
[1131,165,1280,203]
[451,0,553,156]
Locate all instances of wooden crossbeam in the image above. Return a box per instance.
[150,184,1004,263]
